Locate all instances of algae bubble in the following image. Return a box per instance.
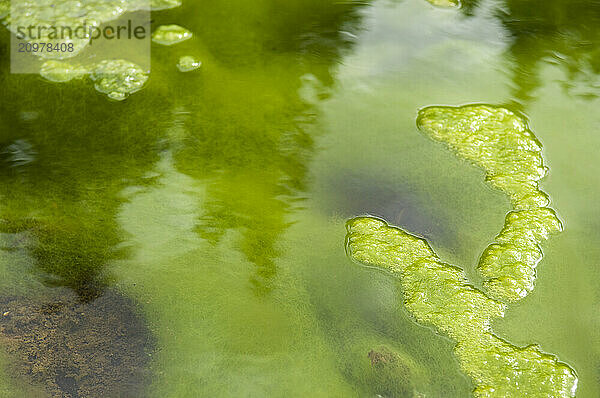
[345,105,577,397]
[177,56,201,72]
[40,59,149,101]
[417,105,561,303]
[152,25,193,46]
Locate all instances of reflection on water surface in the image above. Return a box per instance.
[0,0,598,396]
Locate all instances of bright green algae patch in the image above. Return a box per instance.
[478,208,562,301]
[417,105,562,302]
[346,217,577,397]
[346,217,505,341]
[346,104,577,396]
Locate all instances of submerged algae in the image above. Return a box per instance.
[346,217,577,397]
[366,346,415,397]
[418,105,561,302]
[346,105,577,396]
[0,289,153,397]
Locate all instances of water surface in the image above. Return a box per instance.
[0,0,598,396]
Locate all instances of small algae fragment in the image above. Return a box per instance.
[177,56,201,72]
[417,105,561,302]
[346,217,577,398]
[40,60,86,83]
[0,0,8,19]
[152,24,193,46]
[426,0,460,8]
[90,59,149,101]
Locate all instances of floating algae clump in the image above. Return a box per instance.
[346,218,577,397]
[177,56,201,72]
[40,59,148,101]
[90,59,149,101]
[417,105,561,302]
[345,104,577,396]
[417,105,548,209]
[152,24,193,46]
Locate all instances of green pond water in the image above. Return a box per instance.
[0,0,599,396]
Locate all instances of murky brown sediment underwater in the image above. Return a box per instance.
[0,289,152,397]
[0,0,599,397]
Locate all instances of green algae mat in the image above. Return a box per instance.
[0,0,599,397]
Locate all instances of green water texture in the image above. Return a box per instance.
[0,0,599,396]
